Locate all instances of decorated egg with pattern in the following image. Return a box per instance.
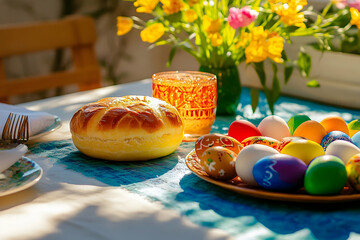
[276,136,304,152]
[195,133,243,158]
[253,154,307,191]
[199,146,237,180]
[241,136,279,150]
[228,119,261,142]
[346,153,360,192]
[320,131,352,150]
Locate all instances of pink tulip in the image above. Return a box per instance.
[348,0,360,11]
[228,6,258,29]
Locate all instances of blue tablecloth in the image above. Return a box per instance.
[29,88,360,240]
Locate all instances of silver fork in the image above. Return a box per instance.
[1,113,29,146]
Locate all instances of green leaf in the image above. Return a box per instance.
[167,47,177,67]
[271,63,281,104]
[306,80,320,88]
[250,88,259,113]
[253,62,266,87]
[298,51,311,78]
[284,66,294,84]
[155,40,170,46]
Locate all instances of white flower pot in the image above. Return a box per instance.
[240,44,360,110]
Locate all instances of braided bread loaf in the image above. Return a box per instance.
[70,96,184,161]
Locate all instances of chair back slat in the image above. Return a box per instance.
[0,15,101,102]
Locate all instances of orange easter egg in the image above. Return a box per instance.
[195,133,243,158]
[320,116,349,135]
[293,120,327,144]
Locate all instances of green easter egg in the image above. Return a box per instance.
[287,114,311,135]
[304,155,347,195]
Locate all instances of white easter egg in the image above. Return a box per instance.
[258,115,291,141]
[235,144,279,186]
[325,140,360,164]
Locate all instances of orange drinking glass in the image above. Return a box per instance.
[152,71,217,140]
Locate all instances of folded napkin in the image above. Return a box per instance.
[0,103,55,137]
[0,144,28,173]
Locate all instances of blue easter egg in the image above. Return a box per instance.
[320,131,352,150]
[252,154,307,191]
[352,132,360,148]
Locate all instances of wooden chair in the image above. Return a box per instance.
[0,15,102,103]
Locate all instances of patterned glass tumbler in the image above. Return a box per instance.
[152,71,217,141]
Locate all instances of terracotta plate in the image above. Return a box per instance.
[185,149,360,203]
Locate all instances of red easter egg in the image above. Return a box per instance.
[228,120,261,142]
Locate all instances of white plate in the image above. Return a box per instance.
[0,156,43,197]
[30,115,62,140]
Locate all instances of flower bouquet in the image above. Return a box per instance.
[117,0,359,115]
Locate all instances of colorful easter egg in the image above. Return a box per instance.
[348,119,360,137]
[276,136,304,152]
[320,116,349,135]
[257,115,291,141]
[241,136,279,150]
[287,114,311,135]
[325,140,360,164]
[352,131,360,148]
[320,131,352,150]
[200,146,237,180]
[280,139,325,165]
[235,145,279,186]
[293,120,327,144]
[346,153,360,192]
[304,155,347,195]
[228,119,261,142]
[195,133,243,158]
[253,154,307,191]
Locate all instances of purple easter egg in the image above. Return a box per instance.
[320,131,352,150]
[253,154,307,191]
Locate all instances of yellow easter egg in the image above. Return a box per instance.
[293,120,327,144]
[280,139,325,165]
[320,116,349,135]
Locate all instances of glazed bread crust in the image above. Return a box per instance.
[70,96,184,161]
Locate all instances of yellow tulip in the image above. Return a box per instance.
[267,36,284,63]
[117,17,133,36]
[140,23,165,43]
[160,0,185,15]
[271,0,307,27]
[350,8,360,30]
[235,32,251,49]
[184,9,198,23]
[245,37,268,63]
[209,33,223,47]
[188,0,200,6]
[203,15,222,34]
[134,0,159,13]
